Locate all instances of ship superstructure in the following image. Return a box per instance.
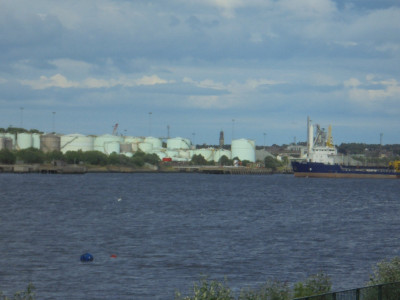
[306,116,337,164]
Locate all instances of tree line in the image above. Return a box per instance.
[0,148,160,167]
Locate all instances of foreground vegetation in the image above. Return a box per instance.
[175,256,400,300]
[2,257,400,299]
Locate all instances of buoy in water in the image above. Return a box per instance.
[110,254,117,258]
[80,253,94,262]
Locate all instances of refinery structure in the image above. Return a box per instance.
[0,127,256,163]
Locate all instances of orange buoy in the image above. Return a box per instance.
[110,254,117,258]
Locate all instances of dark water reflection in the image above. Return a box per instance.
[1,173,399,299]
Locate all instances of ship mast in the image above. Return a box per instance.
[307,116,313,161]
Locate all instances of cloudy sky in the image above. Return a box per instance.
[1,0,399,145]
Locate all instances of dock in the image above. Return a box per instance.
[172,166,274,175]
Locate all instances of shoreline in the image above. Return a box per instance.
[0,164,289,175]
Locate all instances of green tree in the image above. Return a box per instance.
[143,153,160,165]
[64,150,85,164]
[131,152,145,167]
[368,256,400,285]
[219,155,232,166]
[45,150,64,163]
[293,272,332,298]
[264,156,282,171]
[16,148,44,164]
[0,149,16,164]
[82,151,108,165]
[191,154,208,165]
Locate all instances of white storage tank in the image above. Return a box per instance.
[179,149,191,159]
[60,134,95,153]
[124,137,144,153]
[32,133,41,149]
[94,134,124,154]
[194,148,214,162]
[124,136,144,144]
[166,150,179,159]
[167,137,191,150]
[214,149,232,162]
[138,142,153,153]
[144,137,162,149]
[150,150,167,160]
[231,139,256,162]
[17,133,33,149]
[104,141,120,155]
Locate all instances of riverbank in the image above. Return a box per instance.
[0,163,291,175]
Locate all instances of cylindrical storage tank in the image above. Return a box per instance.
[40,134,61,153]
[94,134,124,154]
[231,139,256,162]
[167,137,191,150]
[122,152,133,158]
[214,149,232,162]
[3,138,13,150]
[4,133,16,149]
[166,150,179,158]
[60,134,95,153]
[17,133,33,149]
[104,141,120,155]
[124,136,144,144]
[144,137,162,149]
[32,133,41,149]
[138,142,153,153]
[0,138,5,150]
[120,143,133,153]
[178,149,191,159]
[194,149,214,161]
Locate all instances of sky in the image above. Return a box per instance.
[1,0,399,146]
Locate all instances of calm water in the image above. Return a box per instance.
[1,173,400,299]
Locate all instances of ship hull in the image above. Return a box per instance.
[291,162,400,179]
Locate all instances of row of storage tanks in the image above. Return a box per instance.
[0,132,256,162]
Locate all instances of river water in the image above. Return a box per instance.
[1,173,399,299]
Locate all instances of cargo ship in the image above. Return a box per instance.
[291,117,400,179]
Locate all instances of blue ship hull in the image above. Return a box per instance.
[291,161,400,179]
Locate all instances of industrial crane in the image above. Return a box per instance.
[112,123,119,135]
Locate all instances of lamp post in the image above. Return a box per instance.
[232,119,235,142]
[20,107,24,127]
[148,112,152,136]
[52,112,56,133]
[263,132,266,150]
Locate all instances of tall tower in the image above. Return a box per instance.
[219,131,224,148]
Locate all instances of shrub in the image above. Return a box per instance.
[293,272,331,298]
[239,279,291,300]
[368,256,400,285]
[0,283,35,300]
[175,277,234,300]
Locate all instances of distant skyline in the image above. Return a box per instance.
[1,0,399,146]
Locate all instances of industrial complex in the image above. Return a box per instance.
[0,131,257,163]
